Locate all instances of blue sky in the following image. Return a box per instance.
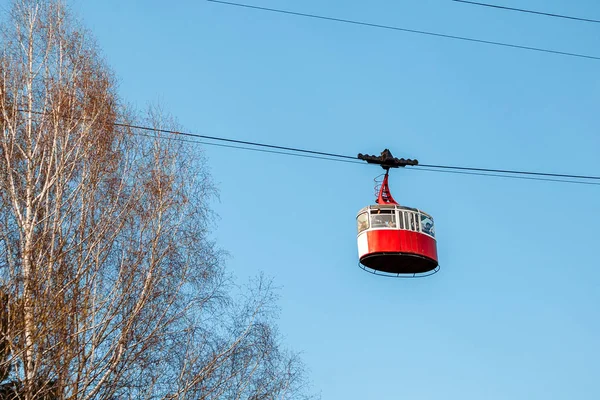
[72,1,599,398]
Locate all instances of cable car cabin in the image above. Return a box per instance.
[356,204,438,274]
[356,149,438,275]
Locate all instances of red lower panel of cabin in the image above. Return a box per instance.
[359,230,438,274]
[366,230,438,261]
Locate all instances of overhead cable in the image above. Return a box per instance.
[17,109,600,186]
[417,163,600,181]
[452,0,600,24]
[135,132,364,164]
[206,0,600,61]
[134,125,600,186]
[414,166,600,186]
[115,122,357,160]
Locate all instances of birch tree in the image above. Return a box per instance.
[0,1,312,399]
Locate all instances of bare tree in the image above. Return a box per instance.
[0,1,314,399]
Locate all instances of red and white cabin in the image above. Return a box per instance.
[356,204,438,274]
[356,149,439,275]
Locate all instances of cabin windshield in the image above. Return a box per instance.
[420,213,435,237]
[359,206,436,238]
[357,212,369,233]
[370,209,396,228]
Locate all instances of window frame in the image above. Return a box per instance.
[356,212,369,234]
[419,212,436,238]
[358,206,436,238]
[369,208,397,229]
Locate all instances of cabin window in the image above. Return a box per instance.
[420,214,435,237]
[370,209,396,228]
[398,211,405,229]
[407,212,417,231]
[357,213,369,233]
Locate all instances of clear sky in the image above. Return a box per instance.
[71,1,599,398]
